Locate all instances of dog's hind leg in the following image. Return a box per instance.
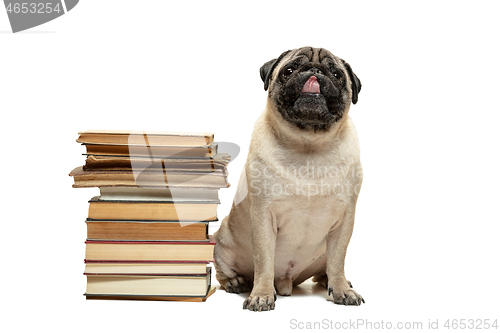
[275,277,293,296]
[214,260,251,294]
[311,271,328,288]
[312,272,353,289]
[213,222,253,294]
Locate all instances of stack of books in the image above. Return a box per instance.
[69,130,230,302]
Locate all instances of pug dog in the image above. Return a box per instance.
[213,47,363,311]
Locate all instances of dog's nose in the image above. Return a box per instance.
[310,67,323,75]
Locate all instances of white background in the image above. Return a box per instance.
[1,1,499,332]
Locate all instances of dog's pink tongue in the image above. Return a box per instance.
[302,76,321,94]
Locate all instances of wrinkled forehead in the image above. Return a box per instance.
[274,47,343,77]
[293,47,337,62]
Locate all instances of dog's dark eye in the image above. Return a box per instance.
[282,67,295,80]
[332,70,344,84]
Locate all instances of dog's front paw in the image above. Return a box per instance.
[242,293,276,311]
[328,278,364,306]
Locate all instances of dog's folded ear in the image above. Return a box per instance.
[260,50,290,91]
[341,60,362,104]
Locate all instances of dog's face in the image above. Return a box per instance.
[260,47,361,131]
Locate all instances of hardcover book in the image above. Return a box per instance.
[86,219,210,241]
[85,267,213,297]
[87,197,219,221]
[85,237,216,262]
[77,130,215,147]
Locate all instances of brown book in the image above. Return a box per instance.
[83,143,218,158]
[87,197,218,221]
[85,237,216,261]
[83,153,230,171]
[84,267,212,297]
[77,130,214,147]
[86,219,209,241]
[69,167,229,188]
[85,286,216,302]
